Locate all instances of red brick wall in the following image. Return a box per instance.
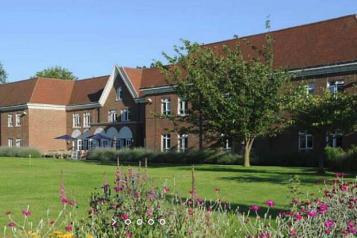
[28,109,67,152]
[0,110,29,147]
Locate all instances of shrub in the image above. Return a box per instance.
[254,151,318,167]
[87,148,242,165]
[0,146,41,158]
[325,146,357,172]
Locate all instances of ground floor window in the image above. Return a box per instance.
[298,131,313,151]
[8,138,13,147]
[161,133,171,152]
[178,134,188,152]
[326,132,342,148]
[15,138,22,147]
[77,139,83,151]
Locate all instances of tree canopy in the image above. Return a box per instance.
[155,35,296,167]
[0,62,7,84]
[291,89,357,171]
[34,66,77,80]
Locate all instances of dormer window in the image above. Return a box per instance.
[116,87,123,101]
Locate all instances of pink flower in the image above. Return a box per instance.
[347,221,357,235]
[114,186,123,192]
[7,222,16,228]
[120,213,129,220]
[163,186,170,193]
[289,228,297,237]
[249,205,260,212]
[22,209,32,217]
[318,203,329,214]
[126,231,133,238]
[325,229,331,235]
[324,219,335,229]
[307,210,317,217]
[294,213,303,221]
[258,231,271,238]
[65,224,73,232]
[146,208,153,217]
[147,191,156,201]
[340,184,349,192]
[134,191,141,199]
[265,200,275,208]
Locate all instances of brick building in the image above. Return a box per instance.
[0,15,356,156]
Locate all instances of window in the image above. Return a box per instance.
[83,113,91,128]
[298,131,313,151]
[15,138,22,147]
[328,81,344,94]
[116,87,123,101]
[72,114,81,128]
[178,134,188,152]
[77,139,83,151]
[161,98,171,116]
[108,110,117,123]
[8,114,13,127]
[326,132,343,148]
[225,138,232,151]
[161,133,171,152]
[8,138,13,147]
[15,114,21,127]
[178,98,188,116]
[121,108,130,121]
[306,83,315,95]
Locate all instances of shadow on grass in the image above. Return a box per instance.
[165,194,286,218]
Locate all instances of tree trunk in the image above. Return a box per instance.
[199,110,203,150]
[243,138,255,167]
[317,133,326,174]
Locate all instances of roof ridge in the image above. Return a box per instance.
[28,78,40,103]
[204,14,357,47]
[0,77,37,86]
[75,75,110,82]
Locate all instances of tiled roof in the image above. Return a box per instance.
[68,75,109,105]
[139,14,357,89]
[0,76,109,107]
[0,78,38,107]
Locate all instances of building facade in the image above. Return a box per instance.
[0,15,356,157]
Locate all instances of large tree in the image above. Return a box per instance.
[0,62,7,84]
[291,90,357,172]
[34,66,77,80]
[156,34,296,167]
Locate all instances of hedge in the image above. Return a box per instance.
[0,147,41,158]
[87,147,243,165]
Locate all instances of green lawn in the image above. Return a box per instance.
[0,157,342,226]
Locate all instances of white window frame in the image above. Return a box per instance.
[15,138,22,147]
[116,87,123,101]
[326,131,343,148]
[327,81,344,94]
[177,98,188,116]
[161,133,171,152]
[306,83,315,95]
[225,138,232,151]
[15,114,21,127]
[121,108,130,122]
[298,131,313,151]
[8,114,13,127]
[177,134,188,152]
[8,138,13,147]
[161,98,171,116]
[83,112,91,128]
[108,110,117,123]
[72,113,81,128]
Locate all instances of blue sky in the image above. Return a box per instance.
[0,0,356,82]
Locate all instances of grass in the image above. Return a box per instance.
[0,157,347,226]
